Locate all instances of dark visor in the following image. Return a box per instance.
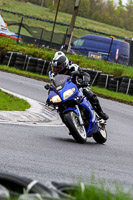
[53,66,62,73]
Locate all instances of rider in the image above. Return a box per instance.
[50,51,109,120]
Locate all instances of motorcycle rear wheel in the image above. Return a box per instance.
[64,111,87,144]
[93,126,107,144]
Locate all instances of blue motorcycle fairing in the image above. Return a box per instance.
[78,96,99,135]
[48,89,58,100]
[48,79,79,102]
[47,74,100,136]
[62,91,99,136]
[58,80,78,102]
[63,107,79,116]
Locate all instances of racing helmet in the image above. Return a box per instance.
[51,51,69,74]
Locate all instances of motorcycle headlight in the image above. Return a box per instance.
[63,87,76,100]
[50,95,62,103]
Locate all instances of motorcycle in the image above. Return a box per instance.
[45,72,107,144]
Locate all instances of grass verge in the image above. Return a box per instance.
[0,65,49,82]
[0,65,133,106]
[0,89,30,111]
[72,183,133,200]
[91,86,133,106]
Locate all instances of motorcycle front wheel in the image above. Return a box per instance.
[64,111,87,144]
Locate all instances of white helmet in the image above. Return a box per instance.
[51,51,69,74]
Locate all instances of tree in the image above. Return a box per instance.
[125,0,133,30]
[115,0,126,28]
[102,0,116,25]
[89,0,107,22]
[41,0,46,7]
[78,0,90,18]
[60,0,74,14]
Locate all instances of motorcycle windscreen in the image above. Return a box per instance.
[52,74,70,90]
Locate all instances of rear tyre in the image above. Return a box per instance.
[93,120,107,144]
[64,111,87,144]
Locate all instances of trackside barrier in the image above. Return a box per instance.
[126,79,132,95]
[0,51,50,76]
[0,51,132,96]
[96,74,114,89]
[118,76,133,95]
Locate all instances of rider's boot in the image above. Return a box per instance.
[93,102,109,120]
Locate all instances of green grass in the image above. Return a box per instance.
[0,89,30,111]
[91,86,133,105]
[0,65,49,80]
[1,0,133,39]
[68,173,133,200]
[67,175,133,200]
[72,184,133,200]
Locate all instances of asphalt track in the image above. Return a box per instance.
[0,71,133,192]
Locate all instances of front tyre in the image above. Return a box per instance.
[64,111,87,144]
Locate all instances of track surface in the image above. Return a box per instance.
[0,71,133,191]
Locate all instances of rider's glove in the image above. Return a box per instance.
[44,84,50,90]
[50,73,55,81]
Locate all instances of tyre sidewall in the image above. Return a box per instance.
[64,111,87,144]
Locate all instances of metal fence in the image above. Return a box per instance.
[0,8,127,47]
[0,9,78,49]
[6,20,71,48]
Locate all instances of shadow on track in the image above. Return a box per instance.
[50,136,100,146]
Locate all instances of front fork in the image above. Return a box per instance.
[75,105,84,125]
